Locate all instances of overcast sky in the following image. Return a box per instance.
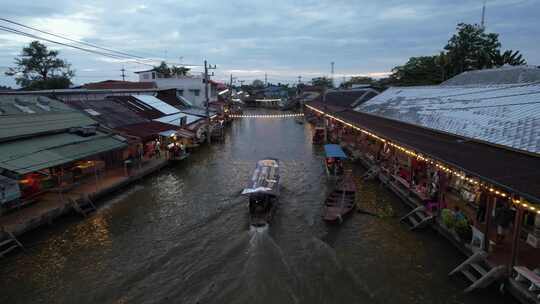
[0,0,539,87]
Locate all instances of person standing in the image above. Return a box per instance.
[494,201,514,243]
[476,190,488,224]
[154,139,161,159]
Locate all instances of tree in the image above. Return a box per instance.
[153,61,190,78]
[5,41,74,90]
[444,23,501,75]
[251,79,265,88]
[171,65,190,76]
[311,77,333,88]
[491,49,526,67]
[391,56,446,86]
[388,23,528,86]
[340,76,375,88]
[154,61,172,78]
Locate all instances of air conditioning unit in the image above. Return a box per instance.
[70,126,97,137]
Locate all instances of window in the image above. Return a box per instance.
[152,72,156,79]
[143,74,150,80]
[176,90,183,96]
[192,89,200,97]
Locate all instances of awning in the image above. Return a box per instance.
[324,144,347,159]
[115,121,179,141]
[158,130,177,137]
[0,131,127,174]
[158,129,196,139]
[154,112,202,126]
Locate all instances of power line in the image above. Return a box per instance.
[0,18,202,67]
[0,18,156,62]
[0,24,155,66]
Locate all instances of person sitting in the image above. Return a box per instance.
[454,206,466,222]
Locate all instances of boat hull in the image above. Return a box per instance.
[322,176,357,224]
[249,200,277,227]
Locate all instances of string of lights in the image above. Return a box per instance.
[305,104,539,214]
[229,113,304,118]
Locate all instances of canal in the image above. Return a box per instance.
[0,109,515,304]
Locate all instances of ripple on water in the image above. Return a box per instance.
[0,110,516,304]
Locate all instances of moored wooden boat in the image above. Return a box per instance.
[323,144,347,179]
[323,175,357,223]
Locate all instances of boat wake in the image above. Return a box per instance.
[249,224,269,234]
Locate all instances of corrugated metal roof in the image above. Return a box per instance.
[179,108,216,117]
[442,66,540,86]
[115,121,178,141]
[0,95,97,142]
[324,88,379,108]
[356,83,540,154]
[108,96,164,119]
[68,99,148,128]
[132,95,180,115]
[318,107,540,202]
[156,89,192,108]
[0,131,127,174]
[154,113,202,126]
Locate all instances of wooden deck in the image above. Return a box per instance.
[0,158,169,238]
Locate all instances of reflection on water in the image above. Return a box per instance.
[0,110,515,304]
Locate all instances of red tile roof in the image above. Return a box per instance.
[83,80,157,90]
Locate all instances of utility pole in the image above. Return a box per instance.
[298,75,302,85]
[204,60,216,145]
[480,0,487,29]
[330,62,335,88]
[264,73,268,87]
[121,66,126,81]
[228,74,236,104]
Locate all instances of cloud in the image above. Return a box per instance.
[0,0,539,87]
[379,6,421,20]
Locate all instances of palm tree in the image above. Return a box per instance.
[171,65,190,77]
[491,50,526,67]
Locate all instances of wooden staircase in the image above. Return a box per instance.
[362,166,380,181]
[449,251,506,292]
[400,206,434,230]
[71,195,97,217]
[0,230,24,258]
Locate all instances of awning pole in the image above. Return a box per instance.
[483,195,495,251]
[510,203,525,270]
[94,164,99,193]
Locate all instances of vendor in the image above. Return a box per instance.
[494,201,515,243]
[476,190,488,224]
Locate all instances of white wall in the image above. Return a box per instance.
[137,72,217,107]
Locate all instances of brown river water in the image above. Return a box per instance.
[0,109,516,304]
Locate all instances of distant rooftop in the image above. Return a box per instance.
[324,88,380,108]
[82,80,157,90]
[442,65,540,86]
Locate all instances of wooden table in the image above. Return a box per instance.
[514,266,540,296]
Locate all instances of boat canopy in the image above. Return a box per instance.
[242,158,280,196]
[324,144,347,159]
